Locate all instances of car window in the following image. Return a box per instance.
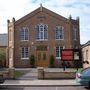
[81,68,90,76]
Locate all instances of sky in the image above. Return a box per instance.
[0,0,90,44]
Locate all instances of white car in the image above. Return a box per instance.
[76,67,90,86]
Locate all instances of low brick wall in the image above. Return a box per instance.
[0,71,9,79]
[0,68,15,79]
[38,68,76,79]
[44,72,76,79]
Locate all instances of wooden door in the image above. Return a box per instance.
[36,46,48,67]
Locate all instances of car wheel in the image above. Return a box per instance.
[88,81,90,89]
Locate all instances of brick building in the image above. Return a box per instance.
[82,41,90,68]
[7,5,80,68]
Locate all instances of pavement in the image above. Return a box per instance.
[17,69,38,80]
[0,68,80,86]
[15,68,77,72]
[0,79,80,86]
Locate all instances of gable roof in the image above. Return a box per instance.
[0,34,8,46]
[15,6,69,25]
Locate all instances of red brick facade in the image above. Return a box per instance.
[7,6,80,68]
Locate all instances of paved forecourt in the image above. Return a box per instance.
[0,79,80,86]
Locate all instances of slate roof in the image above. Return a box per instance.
[82,40,90,48]
[0,34,8,46]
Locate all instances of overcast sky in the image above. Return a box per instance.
[0,0,90,44]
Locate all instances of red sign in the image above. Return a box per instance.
[61,50,74,60]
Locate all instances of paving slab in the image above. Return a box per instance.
[0,80,80,86]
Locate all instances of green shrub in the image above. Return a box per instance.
[77,68,83,73]
[0,49,6,67]
[30,55,35,68]
[50,55,55,68]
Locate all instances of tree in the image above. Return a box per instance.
[29,55,35,68]
[0,48,6,67]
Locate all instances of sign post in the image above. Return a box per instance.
[61,49,80,71]
[61,49,74,71]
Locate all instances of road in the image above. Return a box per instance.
[0,86,89,90]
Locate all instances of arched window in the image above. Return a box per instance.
[36,24,48,40]
[20,27,29,41]
[55,26,64,40]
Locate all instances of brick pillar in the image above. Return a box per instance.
[9,68,15,79]
[8,18,15,79]
[38,67,44,79]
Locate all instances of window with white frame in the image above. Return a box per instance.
[56,26,64,40]
[73,28,77,40]
[56,46,63,59]
[21,47,29,59]
[20,27,29,41]
[36,24,48,40]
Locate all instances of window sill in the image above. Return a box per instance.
[74,39,77,41]
[20,40,29,42]
[36,39,48,41]
[56,39,64,40]
[21,58,29,60]
[56,57,61,59]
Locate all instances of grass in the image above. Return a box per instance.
[77,68,83,73]
[14,71,24,78]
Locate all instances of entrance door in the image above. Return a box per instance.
[36,46,48,67]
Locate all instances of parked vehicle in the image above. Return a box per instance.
[76,67,90,86]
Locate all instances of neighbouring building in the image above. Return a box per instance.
[7,5,80,68]
[0,34,8,67]
[82,41,90,68]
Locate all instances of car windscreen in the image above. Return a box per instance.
[81,68,90,76]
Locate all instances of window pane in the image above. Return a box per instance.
[56,46,63,58]
[20,29,24,40]
[56,26,64,39]
[56,47,59,57]
[21,48,24,58]
[25,29,28,40]
[21,47,29,59]
[20,27,29,41]
[60,46,63,56]
[40,31,43,39]
[36,26,39,39]
[25,48,29,58]
[36,24,48,40]
[44,25,48,39]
